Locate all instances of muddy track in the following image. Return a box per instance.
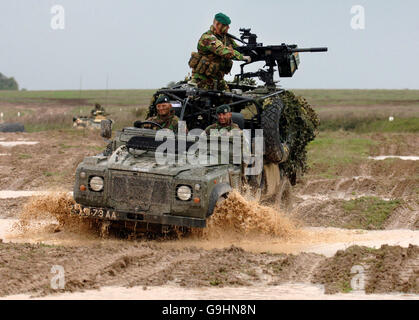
[0,241,417,297]
[291,155,419,230]
[0,131,105,190]
[0,130,418,298]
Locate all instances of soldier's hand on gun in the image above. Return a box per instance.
[243,56,252,63]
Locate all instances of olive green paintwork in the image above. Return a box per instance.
[73,127,242,228]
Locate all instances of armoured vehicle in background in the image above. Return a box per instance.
[72,28,327,234]
[72,113,112,130]
[73,104,112,130]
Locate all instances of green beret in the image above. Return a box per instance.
[214,12,231,25]
[216,104,231,114]
[155,94,170,105]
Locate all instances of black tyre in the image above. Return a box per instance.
[261,98,286,163]
[262,175,293,212]
[245,168,265,202]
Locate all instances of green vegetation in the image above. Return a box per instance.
[0,73,18,90]
[18,154,32,159]
[38,243,58,248]
[339,280,353,293]
[209,279,222,286]
[306,132,377,178]
[292,89,419,106]
[342,197,402,229]
[59,144,77,149]
[2,88,416,106]
[43,171,61,177]
[0,89,417,133]
[0,89,154,105]
[319,115,419,133]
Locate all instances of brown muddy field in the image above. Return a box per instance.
[0,112,418,299]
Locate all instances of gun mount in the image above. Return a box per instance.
[230,28,328,88]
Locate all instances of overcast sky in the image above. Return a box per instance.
[1,0,418,90]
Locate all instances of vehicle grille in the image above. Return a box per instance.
[109,171,171,212]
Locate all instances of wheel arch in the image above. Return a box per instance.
[207,183,232,217]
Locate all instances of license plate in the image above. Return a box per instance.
[72,204,119,220]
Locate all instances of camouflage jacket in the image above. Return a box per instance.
[198,26,243,60]
[204,121,240,136]
[195,26,244,79]
[145,112,180,133]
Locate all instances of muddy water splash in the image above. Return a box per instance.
[196,190,299,240]
[12,192,93,236]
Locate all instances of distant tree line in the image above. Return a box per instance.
[0,72,19,90]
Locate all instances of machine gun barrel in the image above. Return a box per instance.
[290,47,328,53]
[232,27,328,88]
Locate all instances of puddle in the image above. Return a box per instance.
[0,191,51,199]
[161,228,419,257]
[0,215,417,257]
[299,228,419,257]
[0,219,17,240]
[0,141,39,147]
[297,194,391,201]
[2,283,418,300]
[368,156,419,161]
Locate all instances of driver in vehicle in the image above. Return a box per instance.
[144,94,183,133]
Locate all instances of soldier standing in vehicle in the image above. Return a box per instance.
[90,103,106,117]
[204,104,240,135]
[188,12,251,91]
[145,94,182,133]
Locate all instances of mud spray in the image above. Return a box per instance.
[197,190,299,240]
[10,192,99,242]
[11,189,300,244]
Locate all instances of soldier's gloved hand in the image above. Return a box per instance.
[243,56,252,63]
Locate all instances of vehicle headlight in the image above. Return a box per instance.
[177,185,192,201]
[89,176,104,192]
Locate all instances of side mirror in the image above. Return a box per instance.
[100,119,112,139]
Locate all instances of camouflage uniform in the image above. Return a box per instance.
[145,111,180,133]
[204,121,240,136]
[189,25,244,91]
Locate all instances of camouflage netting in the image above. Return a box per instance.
[278,90,320,184]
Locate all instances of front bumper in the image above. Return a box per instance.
[71,204,206,228]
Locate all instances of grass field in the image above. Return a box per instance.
[1,88,418,106]
[0,89,155,106]
[0,89,418,132]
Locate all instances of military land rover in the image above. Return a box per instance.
[72,28,326,234]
